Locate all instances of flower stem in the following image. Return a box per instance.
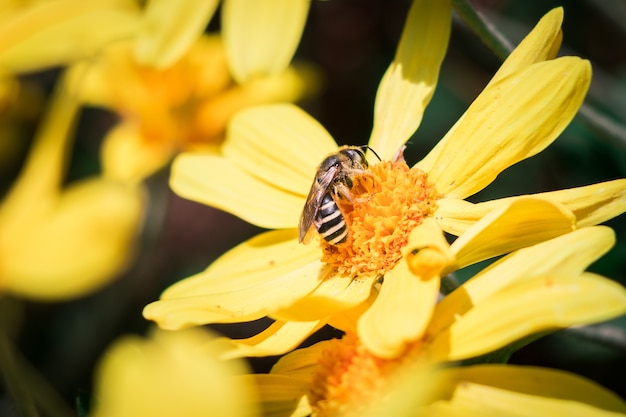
[451,0,513,59]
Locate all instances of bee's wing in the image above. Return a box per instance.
[298,166,338,243]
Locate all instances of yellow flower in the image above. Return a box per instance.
[91,327,259,417]
[0,69,144,300]
[0,0,313,183]
[76,34,318,183]
[248,228,626,416]
[108,0,312,183]
[144,3,626,357]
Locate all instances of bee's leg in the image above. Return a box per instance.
[333,182,354,202]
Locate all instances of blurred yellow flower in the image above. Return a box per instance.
[248,228,626,416]
[0,0,313,184]
[0,70,144,300]
[91,327,259,417]
[77,34,318,183]
[144,4,626,357]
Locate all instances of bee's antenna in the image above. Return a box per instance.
[365,146,382,161]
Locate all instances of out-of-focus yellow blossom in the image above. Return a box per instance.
[0,0,313,184]
[102,0,312,183]
[0,70,144,300]
[145,3,626,358]
[91,327,259,417]
[76,33,318,184]
[248,228,626,417]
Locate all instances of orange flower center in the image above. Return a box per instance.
[308,333,398,417]
[321,160,439,277]
[97,36,233,147]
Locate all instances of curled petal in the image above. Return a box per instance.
[430,226,616,338]
[448,198,575,270]
[134,0,220,68]
[418,57,591,199]
[223,0,309,83]
[435,179,626,236]
[428,273,626,362]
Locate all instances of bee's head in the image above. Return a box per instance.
[339,146,381,168]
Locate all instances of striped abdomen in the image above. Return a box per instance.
[316,192,347,244]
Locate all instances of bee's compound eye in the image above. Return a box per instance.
[342,148,367,165]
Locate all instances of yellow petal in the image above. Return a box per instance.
[91,328,258,417]
[490,8,563,84]
[170,153,304,229]
[1,179,144,300]
[271,273,376,322]
[368,0,451,161]
[439,366,626,417]
[217,320,326,359]
[143,261,324,328]
[358,219,450,358]
[428,273,626,362]
[0,0,140,73]
[223,0,309,83]
[416,7,563,178]
[419,57,591,199]
[203,229,318,281]
[358,261,440,359]
[249,374,312,417]
[435,178,626,236]
[101,122,174,184]
[442,365,626,414]
[143,231,324,327]
[0,68,80,228]
[222,103,338,195]
[429,226,616,338]
[133,0,220,68]
[448,198,575,270]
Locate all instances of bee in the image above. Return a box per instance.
[299,145,379,245]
